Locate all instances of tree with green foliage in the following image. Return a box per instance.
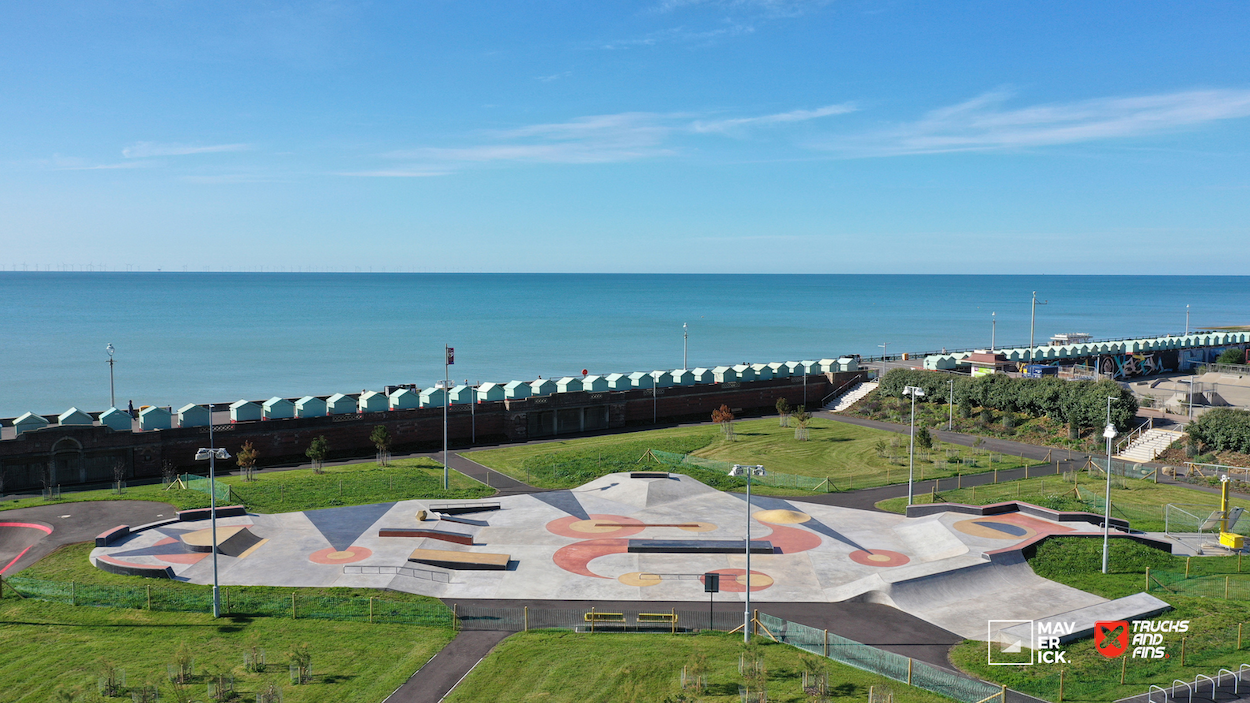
[958,396,974,419]
[370,425,391,466]
[792,405,812,441]
[775,397,791,427]
[306,435,329,474]
[1218,347,1247,365]
[235,441,259,482]
[1188,408,1250,454]
[915,425,933,449]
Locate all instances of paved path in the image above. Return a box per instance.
[0,500,174,574]
[384,630,511,703]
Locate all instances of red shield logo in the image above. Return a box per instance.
[1094,621,1129,658]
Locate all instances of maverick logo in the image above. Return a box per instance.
[1094,621,1129,659]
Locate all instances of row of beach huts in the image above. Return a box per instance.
[7,357,858,437]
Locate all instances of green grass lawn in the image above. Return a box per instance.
[0,595,453,703]
[950,538,1250,702]
[874,472,1250,534]
[0,457,492,515]
[469,417,1045,494]
[445,630,953,703]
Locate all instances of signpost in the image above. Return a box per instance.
[704,572,719,631]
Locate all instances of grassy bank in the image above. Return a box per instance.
[0,457,491,514]
[469,417,1044,493]
[0,595,453,703]
[874,472,1250,534]
[445,630,952,703]
[951,538,1250,702]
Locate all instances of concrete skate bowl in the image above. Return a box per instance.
[0,522,53,575]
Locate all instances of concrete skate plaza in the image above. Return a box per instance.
[91,472,1115,638]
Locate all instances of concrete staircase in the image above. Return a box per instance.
[825,381,878,412]
[1114,428,1183,463]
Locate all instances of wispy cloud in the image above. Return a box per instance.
[122,142,251,158]
[693,103,857,133]
[594,21,754,50]
[534,71,572,83]
[820,88,1250,157]
[39,155,158,171]
[654,0,831,19]
[338,168,451,178]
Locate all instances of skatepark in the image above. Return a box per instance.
[88,470,1168,641]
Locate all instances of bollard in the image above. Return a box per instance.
[1121,654,1127,684]
[1181,637,1186,666]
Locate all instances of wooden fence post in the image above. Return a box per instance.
[824,629,829,657]
[291,591,296,619]
[1181,637,1186,666]
[523,605,528,631]
[1186,557,1191,579]
[369,597,374,624]
[907,658,912,685]
[147,584,152,610]
[1059,668,1064,702]
[70,581,75,607]
[1120,655,1127,684]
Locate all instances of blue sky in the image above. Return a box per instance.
[2,1,1248,273]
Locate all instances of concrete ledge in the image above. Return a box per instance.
[95,555,174,579]
[626,539,774,554]
[409,547,510,570]
[998,592,1172,646]
[130,518,180,534]
[428,502,501,515]
[177,505,247,522]
[379,528,474,545]
[906,500,1130,531]
[94,525,130,547]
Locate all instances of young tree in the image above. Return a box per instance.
[235,441,259,482]
[915,425,933,450]
[792,405,812,441]
[370,425,392,466]
[711,405,735,441]
[775,398,792,427]
[306,435,329,474]
[111,458,127,493]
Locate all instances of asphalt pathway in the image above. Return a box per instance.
[0,500,174,574]
[383,630,511,703]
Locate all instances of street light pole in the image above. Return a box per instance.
[991,312,996,352]
[106,343,116,408]
[683,323,688,370]
[904,386,925,505]
[1030,291,1048,361]
[1185,305,1190,335]
[652,370,660,424]
[1101,396,1117,574]
[443,345,454,490]
[195,432,231,618]
[948,379,954,431]
[737,464,761,643]
[878,343,890,382]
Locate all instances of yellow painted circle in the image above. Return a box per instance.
[866,554,892,563]
[678,522,717,532]
[618,572,663,587]
[326,551,356,560]
[952,519,1037,541]
[569,519,626,533]
[735,573,775,588]
[753,509,811,525]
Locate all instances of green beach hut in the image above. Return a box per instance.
[581,374,609,392]
[503,380,532,399]
[13,412,49,435]
[230,400,261,422]
[627,371,654,389]
[326,393,356,415]
[101,407,133,432]
[605,373,631,390]
[295,396,326,418]
[712,366,737,383]
[58,407,93,426]
[477,382,505,402]
[531,378,557,396]
[691,367,714,384]
[419,386,447,407]
[138,406,171,431]
[178,404,210,428]
[556,376,583,393]
[389,388,419,410]
[449,385,473,404]
[671,369,694,386]
[262,396,295,420]
[358,391,387,413]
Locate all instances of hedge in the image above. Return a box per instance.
[1188,408,1250,454]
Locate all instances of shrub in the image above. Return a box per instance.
[1002,412,1016,430]
[915,426,933,449]
[1217,347,1247,365]
[1188,408,1250,454]
[958,397,974,419]
[979,408,994,425]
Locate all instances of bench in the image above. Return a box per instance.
[176,505,247,522]
[637,612,677,624]
[95,525,130,547]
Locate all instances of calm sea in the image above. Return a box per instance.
[1,273,1246,418]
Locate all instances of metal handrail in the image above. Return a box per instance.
[1217,668,1237,695]
[821,377,865,407]
[1116,417,1155,455]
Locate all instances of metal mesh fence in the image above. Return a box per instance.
[1148,570,1250,600]
[5,576,454,627]
[455,604,744,632]
[177,473,232,502]
[758,613,1001,703]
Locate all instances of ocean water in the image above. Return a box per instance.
[1,273,1246,418]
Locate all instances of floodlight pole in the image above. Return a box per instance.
[878,343,889,382]
[653,371,660,424]
[1185,304,1190,336]
[106,343,116,409]
[1102,397,1117,574]
[443,345,451,490]
[195,425,229,618]
[991,312,996,352]
[904,387,925,505]
[742,465,758,643]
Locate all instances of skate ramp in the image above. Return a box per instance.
[575,472,719,509]
[0,522,53,575]
[879,552,1106,640]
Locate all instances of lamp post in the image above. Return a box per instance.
[1029,291,1048,360]
[947,379,954,431]
[903,386,925,505]
[195,432,231,618]
[443,346,454,490]
[991,312,996,352]
[878,343,890,382]
[1185,305,1190,336]
[683,323,688,370]
[106,343,116,408]
[652,370,661,424]
[735,464,763,643]
[1101,397,1117,574]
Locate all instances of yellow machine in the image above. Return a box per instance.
[1219,476,1245,551]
